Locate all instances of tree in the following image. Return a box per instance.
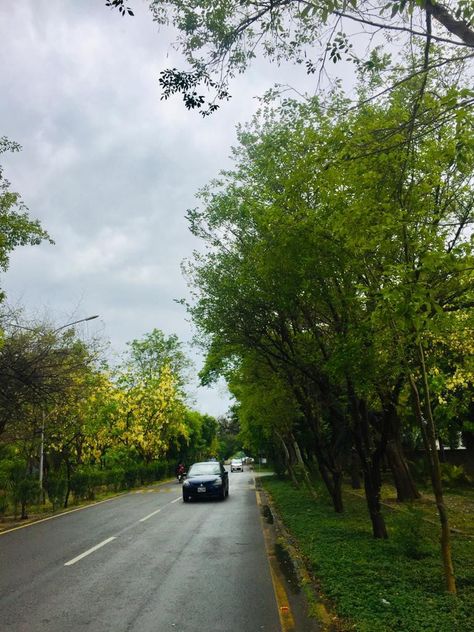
[144,0,474,114]
[215,408,241,460]
[110,329,192,461]
[184,66,473,588]
[169,409,219,463]
[229,351,319,493]
[0,138,52,301]
[0,317,102,511]
[125,328,191,390]
[0,322,97,439]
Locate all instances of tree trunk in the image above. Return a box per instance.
[289,383,344,512]
[350,450,361,489]
[331,469,344,513]
[347,382,388,538]
[292,434,318,500]
[386,439,420,502]
[64,458,72,509]
[363,468,388,539]
[408,347,456,594]
[424,0,474,47]
[276,432,299,488]
[379,389,420,502]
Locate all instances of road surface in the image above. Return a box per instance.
[0,469,282,632]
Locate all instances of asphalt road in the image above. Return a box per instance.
[0,469,281,632]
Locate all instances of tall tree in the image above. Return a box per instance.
[185,66,473,587]
[0,138,52,302]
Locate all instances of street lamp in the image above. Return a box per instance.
[52,314,99,334]
[5,314,99,335]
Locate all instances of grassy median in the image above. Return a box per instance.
[262,477,474,632]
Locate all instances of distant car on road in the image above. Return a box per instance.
[182,461,229,502]
[230,458,244,472]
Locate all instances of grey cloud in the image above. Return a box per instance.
[1,0,329,416]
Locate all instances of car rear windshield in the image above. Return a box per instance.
[188,463,221,476]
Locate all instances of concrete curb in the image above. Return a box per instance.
[255,477,338,631]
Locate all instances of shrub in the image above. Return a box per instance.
[70,470,90,500]
[123,465,138,489]
[0,492,8,515]
[152,463,161,481]
[45,476,67,511]
[0,466,14,516]
[152,461,168,481]
[392,505,436,559]
[440,463,471,486]
[409,457,431,483]
[104,467,125,491]
[137,463,152,484]
[65,466,110,503]
[13,476,40,518]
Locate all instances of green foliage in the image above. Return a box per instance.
[123,465,138,489]
[124,328,191,390]
[440,463,472,486]
[69,469,91,499]
[105,0,134,17]
[263,478,474,631]
[0,137,52,292]
[149,0,474,114]
[70,461,170,498]
[0,453,34,516]
[45,476,67,510]
[216,409,241,459]
[168,410,219,464]
[103,467,125,491]
[0,319,214,522]
[185,62,474,540]
[69,466,105,500]
[13,476,39,517]
[392,505,436,559]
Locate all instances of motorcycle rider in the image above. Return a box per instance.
[176,462,186,482]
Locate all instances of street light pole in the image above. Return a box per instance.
[6,314,99,335]
[52,314,99,334]
[39,410,45,502]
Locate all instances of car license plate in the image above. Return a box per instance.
[197,486,206,493]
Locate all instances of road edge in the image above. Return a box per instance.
[0,478,176,536]
[255,476,335,631]
[255,481,296,631]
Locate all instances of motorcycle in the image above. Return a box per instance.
[177,469,187,483]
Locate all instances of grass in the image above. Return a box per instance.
[262,477,474,632]
[359,480,474,535]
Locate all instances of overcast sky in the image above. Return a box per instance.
[0,0,352,416]
[0,1,276,415]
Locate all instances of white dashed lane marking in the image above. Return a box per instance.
[64,493,182,566]
[64,537,116,566]
[139,508,162,522]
